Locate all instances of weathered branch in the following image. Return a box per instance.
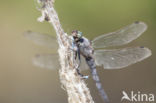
[37,0,94,103]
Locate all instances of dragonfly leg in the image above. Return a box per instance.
[76,68,89,79]
[76,68,83,77]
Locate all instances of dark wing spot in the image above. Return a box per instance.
[140,46,144,48]
[135,21,140,24]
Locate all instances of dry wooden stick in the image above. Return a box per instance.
[37,0,95,103]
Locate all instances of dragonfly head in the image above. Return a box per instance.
[71,30,83,41]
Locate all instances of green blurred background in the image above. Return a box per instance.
[0,0,155,103]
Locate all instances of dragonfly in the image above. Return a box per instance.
[24,21,151,103]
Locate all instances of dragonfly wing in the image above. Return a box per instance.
[24,31,58,49]
[33,53,60,70]
[92,21,147,48]
[94,47,151,69]
[33,53,89,71]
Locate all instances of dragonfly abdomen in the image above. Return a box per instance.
[86,58,109,103]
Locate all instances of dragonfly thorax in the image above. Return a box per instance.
[74,36,94,59]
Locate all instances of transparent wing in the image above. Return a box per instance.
[24,31,58,49]
[33,53,60,70]
[94,47,151,69]
[92,21,147,48]
[33,53,89,71]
